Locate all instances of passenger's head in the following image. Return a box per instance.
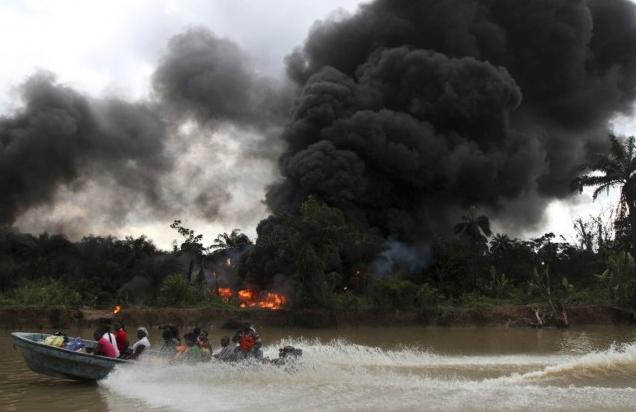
[93,330,102,340]
[113,321,124,331]
[162,329,173,341]
[168,325,179,339]
[137,327,148,339]
[220,336,230,347]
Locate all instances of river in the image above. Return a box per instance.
[3,325,636,412]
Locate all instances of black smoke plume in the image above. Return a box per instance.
[0,72,170,226]
[265,0,636,243]
[152,27,291,131]
[0,27,290,242]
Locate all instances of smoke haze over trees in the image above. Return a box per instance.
[1,0,636,252]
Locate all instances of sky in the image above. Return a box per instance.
[0,0,632,251]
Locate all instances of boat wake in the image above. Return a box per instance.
[494,341,636,387]
[100,338,636,412]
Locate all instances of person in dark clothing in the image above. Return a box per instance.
[161,328,180,354]
[183,325,201,346]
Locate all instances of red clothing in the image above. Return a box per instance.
[239,335,256,351]
[114,329,128,352]
[96,337,117,358]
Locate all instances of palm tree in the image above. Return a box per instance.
[489,233,514,256]
[170,220,208,282]
[454,205,492,253]
[211,229,252,252]
[572,134,636,252]
[16,233,78,280]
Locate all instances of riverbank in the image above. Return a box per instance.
[2,304,635,331]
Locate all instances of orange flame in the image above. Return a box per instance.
[216,287,233,303]
[218,288,233,298]
[238,289,256,302]
[113,305,121,314]
[238,289,287,310]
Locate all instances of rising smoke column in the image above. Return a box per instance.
[152,26,291,131]
[265,0,636,242]
[149,26,294,232]
[0,72,170,227]
[0,27,292,241]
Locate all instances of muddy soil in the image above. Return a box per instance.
[1,305,634,331]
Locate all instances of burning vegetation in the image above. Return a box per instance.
[215,288,287,310]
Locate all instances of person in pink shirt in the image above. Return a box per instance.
[92,329,117,358]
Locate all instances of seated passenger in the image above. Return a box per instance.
[130,327,151,360]
[197,330,213,360]
[168,325,181,344]
[113,321,130,357]
[161,328,180,354]
[101,325,121,358]
[174,335,204,363]
[92,329,117,358]
[183,325,201,346]
[213,336,236,362]
[232,321,263,359]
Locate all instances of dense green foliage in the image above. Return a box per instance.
[0,206,633,311]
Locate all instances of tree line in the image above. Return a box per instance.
[1,134,635,316]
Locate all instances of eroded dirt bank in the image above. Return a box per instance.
[1,305,635,331]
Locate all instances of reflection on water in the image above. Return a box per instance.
[3,325,636,412]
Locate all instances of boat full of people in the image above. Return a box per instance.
[12,322,302,381]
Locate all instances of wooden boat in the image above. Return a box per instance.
[11,331,129,381]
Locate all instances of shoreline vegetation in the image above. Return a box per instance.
[4,195,636,335]
[2,305,635,331]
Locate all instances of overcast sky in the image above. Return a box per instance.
[0,0,365,104]
[0,0,628,250]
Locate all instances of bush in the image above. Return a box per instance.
[7,278,81,306]
[331,291,372,309]
[155,274,201,307]
[416,283,442,308]
[369,278,418,309]
[455,293,501,308]
[621,277,636,308]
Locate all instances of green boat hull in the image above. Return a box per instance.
[11,331,129,381]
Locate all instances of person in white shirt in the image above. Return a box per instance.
[131,327,151,360]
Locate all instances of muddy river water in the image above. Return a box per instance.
[3,325,636,412]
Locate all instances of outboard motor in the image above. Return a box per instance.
[279,345,302,359]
